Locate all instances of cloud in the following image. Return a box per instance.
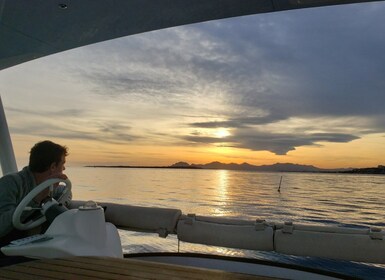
[96,122,138,142]
[8,2,383,157]
[6,107,84,118]
[181,129,359,155]
[234,131,359,155]
[190,114,287,128]
[7,106,138,144]
[81,70,183,99]
[83,4,384,120]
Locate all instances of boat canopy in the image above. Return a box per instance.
[0,0,382,71]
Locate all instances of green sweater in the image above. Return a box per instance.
[0,167,71,240]
[0,167,37,238]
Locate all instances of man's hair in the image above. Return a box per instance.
[29,140,68,173]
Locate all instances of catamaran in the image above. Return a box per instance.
[0,1,384,279]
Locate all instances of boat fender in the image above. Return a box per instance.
[255,219,267,231]
[184,214,196,225]
[177,215,274,251]
[157,228,168,238]
[282,221,294,234]
[370,227,383,240]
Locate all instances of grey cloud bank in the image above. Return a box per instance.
[62,2,385,153]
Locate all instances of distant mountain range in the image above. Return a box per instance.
[343,165,385,174]
[170,161,349,172]
[86,162,385,174]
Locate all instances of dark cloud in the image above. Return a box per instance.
[78,4,385,118]
[182,3,385,119]
[96,122,137,142]
[82,71,181,98]
[190,114,287,128]
[6,107,84,118]
[181,130,359,155]
[69,2,385,154]
[6,104,139,143]
[234,131,359,155]
[10,123,100,141]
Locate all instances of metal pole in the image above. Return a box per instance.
[0,95,18,175]
[278,176,283,192]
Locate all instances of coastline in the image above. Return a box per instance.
[84,164,385,175]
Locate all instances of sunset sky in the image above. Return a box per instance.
[1,2,385,169]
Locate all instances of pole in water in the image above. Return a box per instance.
[278,176,283,192]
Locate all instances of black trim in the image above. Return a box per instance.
[124,252,361,280]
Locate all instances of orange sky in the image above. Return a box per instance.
[11,133,385,169]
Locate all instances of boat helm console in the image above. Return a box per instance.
[1,179,123,259]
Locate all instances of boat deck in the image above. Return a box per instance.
[0,256,276,279]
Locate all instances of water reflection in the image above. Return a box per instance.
[69,167,385,227]
[213,170,229,216]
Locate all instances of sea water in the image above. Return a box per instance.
[67,166,385,278]
[69,167,385,227]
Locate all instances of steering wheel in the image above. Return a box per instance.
[12,178,72,230]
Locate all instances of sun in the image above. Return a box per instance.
[214,128,231,138]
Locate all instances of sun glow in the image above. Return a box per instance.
[214,128,231,138]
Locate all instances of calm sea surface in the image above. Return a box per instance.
[67,166,385,278]
[68,166,385,227]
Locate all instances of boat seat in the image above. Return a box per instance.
[177,214,274,251]
[70,200,182,237]
[274,222,385,263]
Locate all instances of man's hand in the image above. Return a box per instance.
[33,173,68,204]
[48,173,68,187]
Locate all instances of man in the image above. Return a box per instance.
[0,140,71,247]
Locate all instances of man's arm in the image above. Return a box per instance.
[0,177,19,238]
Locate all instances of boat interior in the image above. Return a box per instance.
[1,0,385,279]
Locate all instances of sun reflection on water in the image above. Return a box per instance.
[212,169,230,216]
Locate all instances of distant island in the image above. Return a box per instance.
[85,161,379,174]
[169,161,347,173]
[342,165,385,174]
[86,162,385,174]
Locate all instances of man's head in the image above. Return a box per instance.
[29,140,68,174]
